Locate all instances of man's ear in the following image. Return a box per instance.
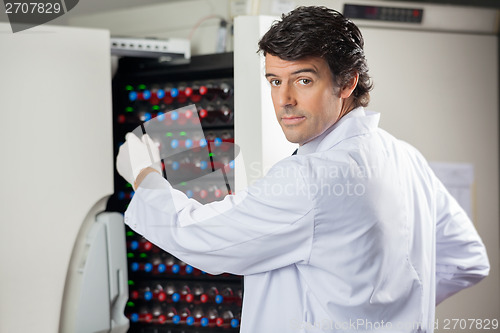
[340,72,359,99]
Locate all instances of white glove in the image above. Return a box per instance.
[116,133,162,187]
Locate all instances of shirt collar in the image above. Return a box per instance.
[296,107,380,155]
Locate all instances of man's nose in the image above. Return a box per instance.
[278,83,296,108]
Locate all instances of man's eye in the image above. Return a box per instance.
[270,79,280,86]
[298,79,311,85]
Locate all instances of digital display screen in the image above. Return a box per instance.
[344,4,424,23]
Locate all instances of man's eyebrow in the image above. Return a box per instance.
[291,68,319,76]
[265,68,319,78]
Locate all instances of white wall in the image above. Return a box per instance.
[0,23,113,333]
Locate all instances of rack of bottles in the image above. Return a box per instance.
[110,53,242,333]
[124,235,242,331]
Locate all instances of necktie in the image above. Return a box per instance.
[292,149,298,156]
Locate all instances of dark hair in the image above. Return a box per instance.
[258,6,373,107]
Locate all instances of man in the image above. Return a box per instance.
[117,6,489,332]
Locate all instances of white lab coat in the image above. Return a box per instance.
[125,107,489,332]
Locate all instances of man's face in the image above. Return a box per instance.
[265,54,343,146]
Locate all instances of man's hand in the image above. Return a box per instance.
[116,133,162,188]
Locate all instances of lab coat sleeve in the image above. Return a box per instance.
[434,179,490,305]
[124,158,315,276]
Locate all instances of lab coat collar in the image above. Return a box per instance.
[297,107,380,155]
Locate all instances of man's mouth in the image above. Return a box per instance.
[281,115,306,125]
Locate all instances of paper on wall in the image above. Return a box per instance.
[429,162,474,219]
